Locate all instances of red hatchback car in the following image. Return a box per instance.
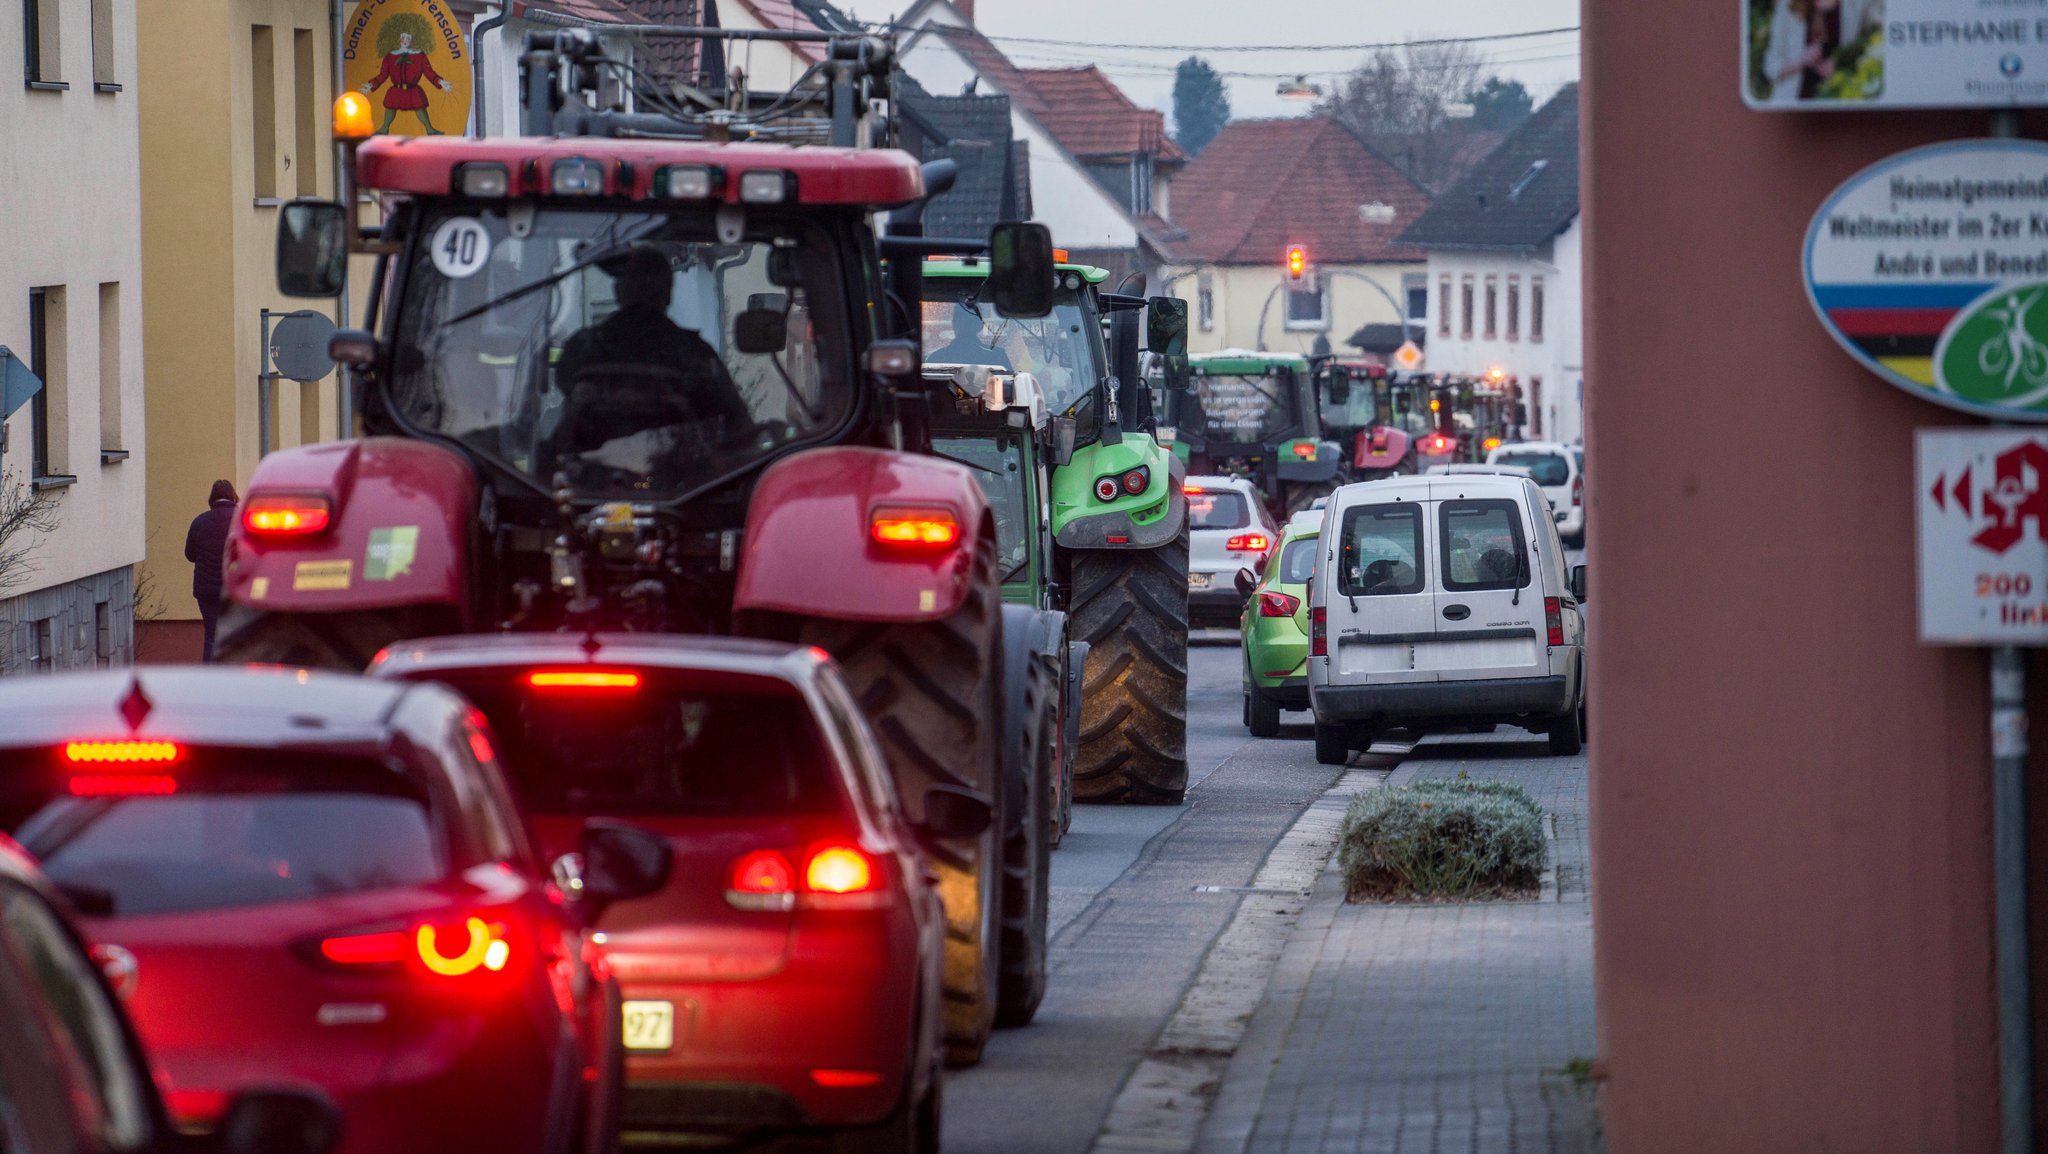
[0,668,672,1154]
[369,635,989,1152]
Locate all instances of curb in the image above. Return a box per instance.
[1087,761,1392,1154]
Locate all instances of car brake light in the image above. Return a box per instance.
[320,930,409,966]
[242,494,332,536]
[1572,476,1583,507]
[805,846,876,895]
[727,850,797,911]
[68,774,177,796]
[1226,534,1270,553]
[1184,485,1206,494]
[870,507,960,549]
[1258,591,1300,617]
[527,670,641,691]
[1310,606,1327,656]
[65,740,180,764]
[1545,597,1564,647]
[812,1069,885,1088]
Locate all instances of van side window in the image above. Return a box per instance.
[1338,504,1423,596]
[1440,500,1529,592]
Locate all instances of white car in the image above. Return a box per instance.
[1485,441,1584,545]
[1185,473,1280,627]
[1306,472,1585,764]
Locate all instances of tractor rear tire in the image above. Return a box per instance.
[800,537,1004,1066]
[1071,534,1190,805]
[996,654,1054,1028]
[1284,479,1339,517]
[212,605,437,671]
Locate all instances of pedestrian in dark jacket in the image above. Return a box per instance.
[184,480,237,662]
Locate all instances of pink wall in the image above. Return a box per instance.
[1582,3,2046,1148]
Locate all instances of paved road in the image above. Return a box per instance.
[942,636,1342,1154]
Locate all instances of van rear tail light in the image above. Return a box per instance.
[871,507,960,550]
[1544,597,1564,647]
[1226,534,1270,553]
[242,494,332,536]
[1310,606,1328,656]
[1257,591,1300,618]
[1571,476,1583,507]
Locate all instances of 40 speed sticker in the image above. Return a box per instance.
[429,217,490,279]
[1804,138,2048,421]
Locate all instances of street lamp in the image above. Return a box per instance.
[1277,75,1322,101]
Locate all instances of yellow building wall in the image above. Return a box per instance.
[138,0,346,629]
[1168,261,1423,359]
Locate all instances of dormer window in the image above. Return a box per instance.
[1508,160,1549,202]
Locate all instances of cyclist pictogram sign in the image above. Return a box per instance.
[1918,428,2048,642]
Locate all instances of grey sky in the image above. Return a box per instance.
[898,0,1581,123]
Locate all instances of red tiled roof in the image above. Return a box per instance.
[922,24,1048,116]
[1169,116,1431,266]
[1014,67,1185,163]
[517,0,645,24]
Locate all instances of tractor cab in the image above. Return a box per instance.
[1167,351,1340,517]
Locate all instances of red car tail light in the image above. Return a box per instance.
[1226,534,1270,553]
[68,774,177,797]
[804,846,875,895]
[65,740,179,764]
[812,1069,885,1088]
[870,507,960,549]
[527,670,642,691]
[313,911,515,977]
[242,494,333,536]
[1258,591,1300,618]
[1545,597,1564,647]
[727,850,798,912]
[1310,606,1328,656]
[320,930,409,966]
[416,916,511,976]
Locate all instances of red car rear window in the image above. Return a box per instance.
[443,670,839,818]
[0,751,442,917]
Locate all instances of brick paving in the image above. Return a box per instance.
[1201,733,1600,1154]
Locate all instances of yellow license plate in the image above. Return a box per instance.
[622,1000,675,1051]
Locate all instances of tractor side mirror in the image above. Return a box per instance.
[1327,368,1351,406]
[733,308,788,354]
[1146,296,1188,356]
[276,199,349,298]
[1569,564,1587,603]
[986,221,1055,319]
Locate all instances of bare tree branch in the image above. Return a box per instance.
[0,470,58,595]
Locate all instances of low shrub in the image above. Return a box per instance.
[1338,776,1546,902]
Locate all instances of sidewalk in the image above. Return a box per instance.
[1199,735,1601,1154]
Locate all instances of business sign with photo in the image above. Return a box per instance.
[1805,139,2048,420]
[1745,0,2048,109]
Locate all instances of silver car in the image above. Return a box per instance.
[1185,473,1281,627]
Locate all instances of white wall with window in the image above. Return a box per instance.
[1,0,146,671]
[1166,260,1424,357]
[1418,216,1584,445]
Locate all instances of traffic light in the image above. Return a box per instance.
[1285,245,1309,284]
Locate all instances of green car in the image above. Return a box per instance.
[1240,508,1324,737]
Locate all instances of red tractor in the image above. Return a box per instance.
[228,27,1061,1068]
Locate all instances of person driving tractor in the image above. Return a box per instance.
[552,247,750,453]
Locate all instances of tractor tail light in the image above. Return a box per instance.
[1258,591,1300,618]
[1291,442,1316,459]
[1121,467,1150,495]
[242,494,332,536]
[1545,597,1564,647]
[1095,477,1120,502]
[1310,606,1328,656]
[871,507,960,549]
[1226,534,1270,553]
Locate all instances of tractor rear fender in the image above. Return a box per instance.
[1053,439,1186,551]
[735,446,991,623]
[222,437,476,619]
[1277,439,1343,483]
[999,604,1065,809]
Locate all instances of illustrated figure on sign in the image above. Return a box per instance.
[362,13,452,135]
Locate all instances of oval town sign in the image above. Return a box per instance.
[1805,138,2048,421]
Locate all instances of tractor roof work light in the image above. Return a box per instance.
[332,91,375,142]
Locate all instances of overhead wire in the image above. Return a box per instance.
[972,26,1580,54]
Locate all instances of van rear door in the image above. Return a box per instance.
[1326,495,1436,685]
[1421,484,1546,682]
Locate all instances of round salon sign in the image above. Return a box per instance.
[1805,138,2048,421]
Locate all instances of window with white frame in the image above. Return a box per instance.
[1507,274,1520,342]
[1197,272,1214,332]
[1285,275,1329,332]
[1438,275,1451,337]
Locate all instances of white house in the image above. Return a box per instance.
[1395,84,1583,445]
[1,0,148,671]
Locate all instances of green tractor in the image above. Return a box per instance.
[923,258,1193,805]
[1161,351,1342,518]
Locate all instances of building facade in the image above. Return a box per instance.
[133,0,351,660]
[1164,116,1430,358]
[1398,84,1582,445]
[0,0,149,672]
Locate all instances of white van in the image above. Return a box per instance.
[1484,441,1584,544]
[1306,473,1584,765]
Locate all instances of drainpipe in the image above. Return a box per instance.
[470,3,510,137]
